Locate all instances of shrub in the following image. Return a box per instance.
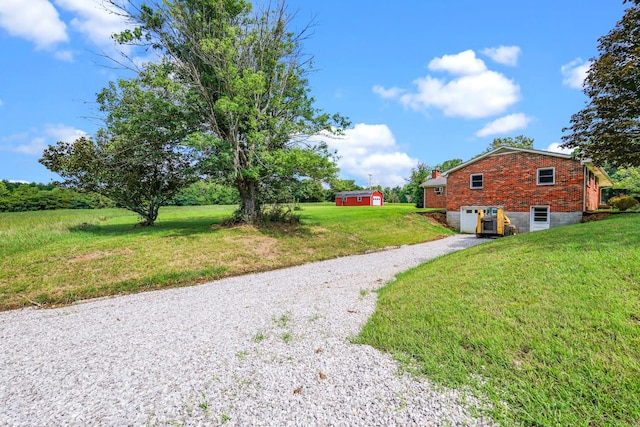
[608,195,639,211]
[259,204,300,224]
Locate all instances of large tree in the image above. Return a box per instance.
[112,0,348,223]
[485,135,534,153]
[294,178,325,203]
[612,166,640,196]
[324,178,362,202]
[40,63,199,226]
[562,0,640,167]
[434,158,463,172]
[405,162,431,208]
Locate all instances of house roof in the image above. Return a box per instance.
[420,176,447,187]
[583,162,614,187]
[335,190,381,198]
[442,146,614,187]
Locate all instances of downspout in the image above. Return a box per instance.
[583,166,587,212]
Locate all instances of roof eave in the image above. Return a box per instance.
[581,160,615,187]
[420,178,447,187]
[443,146,574,177]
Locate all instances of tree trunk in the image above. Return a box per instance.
[138,199,160,227]
[237,178,259,224]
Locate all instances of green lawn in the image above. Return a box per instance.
[0,203,450,310]
[358,213,640,426]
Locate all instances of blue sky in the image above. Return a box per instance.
[0,1,627,188]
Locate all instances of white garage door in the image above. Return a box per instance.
[372,196,382,206]
[460,206,487,233]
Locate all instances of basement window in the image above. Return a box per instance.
[470,174,483,189]
[532,206,550,222]
[434,187,443,195]
[537,168,555,185]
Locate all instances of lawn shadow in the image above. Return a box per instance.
[68,216,318,239]
[68,217,226,237]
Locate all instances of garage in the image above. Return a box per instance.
[460,206,487,233]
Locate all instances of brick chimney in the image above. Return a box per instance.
[431,170,441,179]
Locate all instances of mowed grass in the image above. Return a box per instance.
[0,203,450,310]
[358,214,640,426]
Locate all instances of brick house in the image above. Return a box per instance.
[422,169,447,209]
[421,147,613,233]
[335,190,384,206]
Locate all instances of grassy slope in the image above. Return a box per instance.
[0,204,450,310]
[358,214,640,426]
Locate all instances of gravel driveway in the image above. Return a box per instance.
[0,234,496,427]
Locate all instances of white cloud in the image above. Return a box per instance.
[54,49,74,62]
[372,85,405,99]
[546,142,573,154]
[0,0,68,49]
[1,124,87,156]
[476,113,532,137]
[399,71,520,119]
[45,123,87,142]
[561,58,591,89]
[317,123,419,188]
[374,50,521,119]
[14,137,48,155]
[428,50,487,75]
[54,0,130,49]
[481,46,521,66]
[0,0,130,60]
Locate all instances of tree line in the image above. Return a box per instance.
[0,177,420,214]
[0,181,114,212]
[9,136,639,214]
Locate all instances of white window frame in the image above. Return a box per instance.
[530,205,551,231]
[537,168,555,185]
[357,196,362,202]
[470,174,483,189]
[434,186,443,195]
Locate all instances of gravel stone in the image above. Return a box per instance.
[0,234,497,426]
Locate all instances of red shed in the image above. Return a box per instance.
[335,190,384,206]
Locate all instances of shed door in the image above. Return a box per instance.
[460,206,487,233]
[372,195,382,206]
[530,206,550,232]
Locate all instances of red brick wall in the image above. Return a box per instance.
[446,152,585,213]
[424,187,446,209]
[584,171,600,211]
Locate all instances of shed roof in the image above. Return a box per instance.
[335,190,381,198]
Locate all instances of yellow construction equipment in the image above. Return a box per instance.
[476,207,518,238]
